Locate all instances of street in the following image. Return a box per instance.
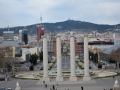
[52,55,78,70]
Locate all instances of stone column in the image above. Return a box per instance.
[56,34,63,81]
[42,35,50,82]
[83,34,91,81]
[70,32,77,81]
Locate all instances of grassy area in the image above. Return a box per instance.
[115,72,120,76]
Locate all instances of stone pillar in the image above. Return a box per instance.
[37,41,39,57]
[56,34,63,81]
[83,34,91,81]
[70,32,77,81]
[42,36,50,82]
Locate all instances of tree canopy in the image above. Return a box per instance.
[39,51,43,61]
[109,48,120,63]
[30,53,38,65]
[0,47,19,73]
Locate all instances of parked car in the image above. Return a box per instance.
[0,87,5,90]
[7,88,12,90]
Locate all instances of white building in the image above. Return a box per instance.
[3,31,14,41]
[19,30,22,43]
[21,48,31,62]
[28,47,42,55]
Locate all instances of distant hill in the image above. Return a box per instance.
[0,20,120,35]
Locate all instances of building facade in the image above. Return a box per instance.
[28,41,43,48]
[22,29,28,44]
[37,25,44,41]
[47,33,56,54]
[19,29,28,44]
[0,41,22,58]
[3,31,14,41]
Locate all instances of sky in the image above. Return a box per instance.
[0,0,120,28]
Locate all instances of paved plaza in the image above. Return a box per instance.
[0,75,119,90]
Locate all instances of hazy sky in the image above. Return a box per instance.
[0,0,120,27]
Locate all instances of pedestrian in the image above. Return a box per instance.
[45,84,47,88]
[56,84,58,89]
[53,85,55,90]
[113,76,115,78]
[81,86,83,90]
[56,83,58,87]
[43,81,45,85]
[104,89,105,90]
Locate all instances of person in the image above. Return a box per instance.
[5,74,8,78]
[81,86,83,90]
[53,85,55,90]
[43,81,45,85]
[50,88,52,90]
[56,84,58,89]
[56,83,58,87]
[45,84,47,88]
[113,76,115,78]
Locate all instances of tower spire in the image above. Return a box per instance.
[40,13,42,25]
[8,25,9,31]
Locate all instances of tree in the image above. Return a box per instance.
[89,51,98,63]
[39,51,43,61]
[4,57,19,74]
[30,53,38,65]
[109,48,120,69]
[0,46,19,74]
[0,51,6,70]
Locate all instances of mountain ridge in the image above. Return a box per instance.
[0,20,120,35]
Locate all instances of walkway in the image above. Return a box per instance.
[0,76,119,90]
[90,60,98,70]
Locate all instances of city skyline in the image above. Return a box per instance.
[0,0,120,27]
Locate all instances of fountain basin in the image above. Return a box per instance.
[93,71,117,77]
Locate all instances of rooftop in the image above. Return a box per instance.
[103,43,120,54]
[0,41,19,47]
[3,31,14,33]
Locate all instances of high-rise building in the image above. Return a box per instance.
[19,30,22,43]
[19,29,28,44]
[3,31,14,41]
[37,25,44,41]
[47,33,56,53]
[22,29,28,44]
